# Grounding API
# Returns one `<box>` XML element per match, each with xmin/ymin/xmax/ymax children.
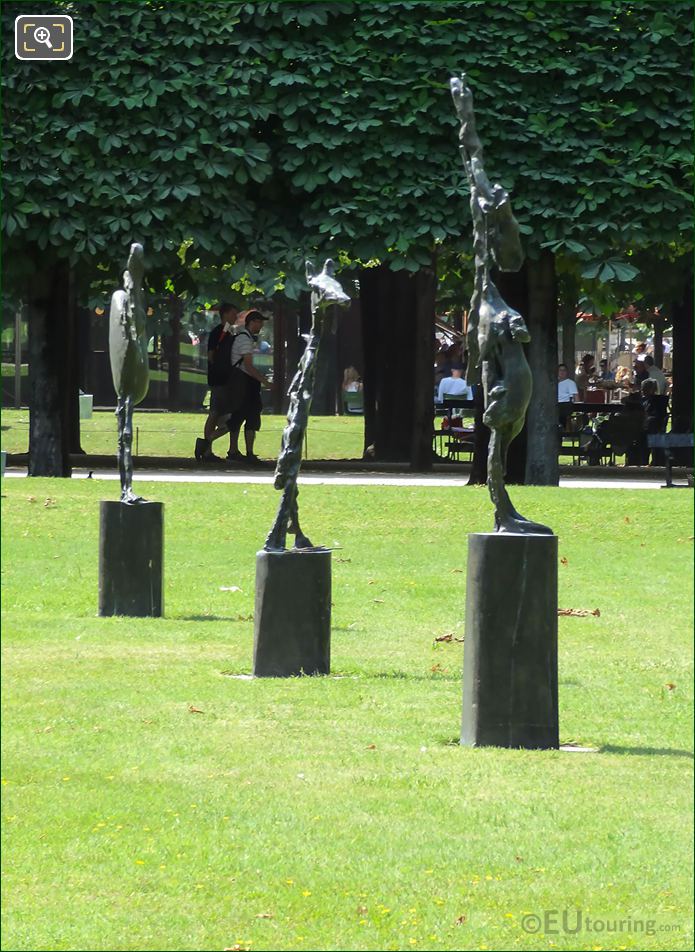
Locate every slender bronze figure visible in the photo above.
<box><xmin>451</xmin><ymin>74</ymin><xmax>551</xmax><ymax>534</ymax></box>
<box><xmin>265</xmin><ymin>259</ymin><xmax>350</xmax><ymax>551</ymax></box>
<box><xmin>109</xmin><ymin>242</ymin><xmax>149</xmax><ymax>504</ymax></box>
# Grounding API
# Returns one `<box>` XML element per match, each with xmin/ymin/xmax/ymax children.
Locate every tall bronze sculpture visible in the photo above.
<box><xmin>100</xmin><ymin>241</ymin><xmax>163</xmax><ymax>617</ymax></box>
<box><xmin>264</xmin><ymin>259</ymin><xmax>350</xmax><ymax>551</ymax></box>
<box><xmin>450</xmin><ymin>74</ymin><xmax>551</xmax><ymax>535</ymax></box>
<box><xmin>109</xmin><ymin>242</ymin><xmax>149</xmax><ymax>504</ymax></box>
<box><xmin>451</xmin><ymin>74</ymin><xmax>558</xmax><ymax>749</ymax></box>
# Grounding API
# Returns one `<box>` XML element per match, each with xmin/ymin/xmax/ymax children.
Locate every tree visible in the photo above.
<box><xmin>3</xmin><ymin>1</ymin><xmax>692</xmax><ymax>473</ymax></box>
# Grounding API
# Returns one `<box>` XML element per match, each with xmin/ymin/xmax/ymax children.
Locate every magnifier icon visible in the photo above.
<box><xmin>34</xmin><ymin>26</ymin><xmax>53</xmax><ymax>49</ymax></box>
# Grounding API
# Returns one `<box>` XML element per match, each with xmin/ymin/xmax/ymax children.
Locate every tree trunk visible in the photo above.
<box><xmin>411</xmin><ymin>260</ymin><xmax>436</xmax><ymax>471</ymax></box>
<box><xmin>495</xmin><ymin>266</ymin><xmax>528</xmax><ymax>484</ymax></box>
<box><xmin>467</xmin><ymin>383</ymin><xmax>489</xmax><ymax>485</ymax></box>
<box><xmin>272</xmin><ymin>298</ymin><xmax>286</xmax><ymax>415</ymax></box>
<box><xmin>525</xmin><ymin>250</ymin><xmax>559</xmax><ymax>486</ymax></box>
<box><xmin>67</xmin><ymin>269</ymin><xmax>85</xmax><ymax>454</ymax></box>
<box><xmin>652</xmin><ymin>313</ymin><xmax>664</xmax><ymax>368</ymax></box>
<box><xmin>28</xmin><ymin>254</ymin><xmax>72</xmax><ymax>477</ymax></box>
<box><xmin>561</xmin><ymin>305</ymin><xmax>576</xmax><ymax>377</ymax></box>
<box><xmin>360</xmin><ymin>263</ymin><xmax>434</xmax><ymax>465</ymax></box>
<box><xmin>166</xmin><ymin>295</ymin><xmax>182</xmax><ymax>407</ymax></box>
<box><xmin>670</xmin><ymin>273</ymin><xmax>693</xmax><ymax>436</ymax></box>
<box><xmin>312</xmin><ymin>311</ymin><xmax>338</xmax><ymax>415</ymax></box>
<box><xmin>284</xmin><ymin>303</ymin><xmax>303</xmax><ymax>416</ymax></box>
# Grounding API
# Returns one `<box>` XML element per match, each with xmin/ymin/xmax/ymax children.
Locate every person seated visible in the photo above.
<box><xmin>574</xmin><ymin>354</ymin><xmax>596</xmax><ymax>396</ymax></box>
<box><xmin>633</xmin><ymin>357</ymin><xmax>650</xmax><ymax>390</ymax></box>
<box><xmin>644</xmin><ymin>355</ymin><xmax>667</xmax><ymax>394</ymax></box>
<box><xmin>598</xmin><ymin>359</ymin><xmax>614</xmax><ymax>381</ymax></box>
<box><xmin>342</xmin><ymin>366</ymin><xmax>363</xmax><ymax>393</ymax></box>
<box><xmin>558</xmin><ymin>363</ymin><xmax>579</xmax><ymax>402</ymax></box>
<box><xmin>437</xmin><ymin>366</ymin><xmax>472</xmax><ymax>403</ymax></box>
<box><xmin>641</xmin><ymin>377</ymin><xmax>669</xmax><ymax>465</ymax></box>
<box><xmin>557</xmin><ymin>363</ymin><xmax>579</xmax><ymax>429</ymax></box>
<box><xmin>614</xmin><ymin>365</ymin><xmax>633</xmax><ymax>391</ymax></box>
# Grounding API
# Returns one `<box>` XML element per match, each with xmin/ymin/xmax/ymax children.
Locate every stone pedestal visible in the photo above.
<box><xmin>254</xmin><ymin>549</ymin><xmax>331</xmax><ymax>677</ymax></box>
<box><xmin>99</xmin><ymin>501</ymin><xmax>163</xmax><ymax>617</ymax></box>
<box><xmin>461</xmin><ymin>533</ymin><xmax>558</xmax><ymax>749</ymax></box>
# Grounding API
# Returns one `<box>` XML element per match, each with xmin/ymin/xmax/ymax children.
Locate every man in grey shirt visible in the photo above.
<box><xmin>644</xmin><ymin>355</ymin><xmax>667</xmax><ymax>395</ymax></box>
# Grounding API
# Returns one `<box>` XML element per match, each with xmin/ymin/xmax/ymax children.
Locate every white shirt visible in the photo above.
<box><xmin>230</xmin><ymin>329</ymin><xmax>256</xmax><ymax>377</ymax></box>
<box><xmin>648</xmin><ymin>365</ymin><xmax>667</xmax><ymax>395</ymax></box>
<box><xmin>438</xmin><ymin>376</ymin><xmax>472</xmax><ymax>402</ymax></box>
<box><xmin>558</xmin><ymin>378</ymin><xmax>579</xmax><ymax>402</ymax></box>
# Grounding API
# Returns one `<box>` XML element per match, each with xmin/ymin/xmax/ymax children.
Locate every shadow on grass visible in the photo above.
<box><xmin>177</xmin><ymin>614</ymin><xmax>251</xmax><ymax>623</ymax></box>
<box><xmin>601</xmin><ymin>744</ymin><xmax>694</xmax><ymax>759</ymax></box>
<box><xmin>367</xmin><ymin>670</ymin><xmax>461</xmax><ymax>683</ymax></box>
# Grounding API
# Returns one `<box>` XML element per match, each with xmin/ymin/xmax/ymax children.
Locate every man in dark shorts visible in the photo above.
<box><xmin>226</xmin><ymin>310</ymin><xmax>269</xmax><ymax>464</ymax></box>
<box><xmin>195</xmin><ymin>302</ymin><xmax>239</xmax><ymax>461</ymax></box>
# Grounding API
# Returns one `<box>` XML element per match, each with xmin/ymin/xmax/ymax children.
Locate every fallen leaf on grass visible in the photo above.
<box><xmin>560</xmin><ymin>557</ymin><xmax>568</xmax><ymax>566</ymax></box>
<box><xmin>27</xmin><ymin>496</ymin><xmax>36</xmax><ymax>503</ymax></box>
<box><xmin>450</xmin><ymin>568</ymin><xmax>463</xmax><ymax>574</ymax></box>
<box><xmin>624</xmin><ymin>516</ymin><xmax>631</xmax><ymax>523</ymax></box>
<box><xmin>365</xmin><ymin>744</ymin><xmax>376</xmax><ymax>750</ymax></box>
<box><xmin>373</xmin><ymin>598</ymin><xmax>384</xmax><ymax>604</ymax></box>
<box><xmin>335</xmin><ymin>557</ymin><xmax>352</xmax><ymax>563</ymax></box>
<box><xmin>431</xmin><ymin>663</ymin><xmax>446</xmax><ymax>673</ymax></box>
<box><xmin>558</xmin><ymin>608</ymin><xmax>601</xmax><ymax>617</ymax></box>
<box><xmin>220</xmin><ymin>586</ymin><xmax>242</xmax><ymax>592</ymax></box>
<box><xmin>44</xmin><ymin>498</ymin><xmax>56</xmax><ymax>508</ymax></box>
<box><xmin>455</xmin><ymin>915</ymin><xmax>467</xmax><ymax>925</ymax></box>
<box><xmin>188</xmin><ymin>705</ymin><xmax>205</xmax><ymax>714</ymax></box>
<box><xmin>255</xmin><ymin>912</ymin><xmax>273</xmax><ymax>919</ymax></box>
<box><xmin>357</xmin><ymin>905</ymin><xmax>368</xmax><ymax>914</ymax></box>
<box><xmin>434</xmin><ymin>633</ymin><xmax>464</xmax><ymax>643</ymax></box>
<box><xmin>664</xmin><ymin>682</ymin><xmax>676</xmax><ymax>691</ymax></box>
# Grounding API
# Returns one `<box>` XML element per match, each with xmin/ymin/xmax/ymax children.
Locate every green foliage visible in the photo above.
<box><xmin>2</xmin><ymin>1</ymin><xmax>692</xmax><ymax>296</ymax></box>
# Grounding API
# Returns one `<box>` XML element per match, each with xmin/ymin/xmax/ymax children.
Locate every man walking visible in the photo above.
<box><xmin>226</xmin><ymin>309</ymin><xmax>269</xmax><ymax>464</ymax></box>
<box><xmin>195</xmin><ymin>302</ymin><xmax>239</xmax><ymax>461</ymax></box>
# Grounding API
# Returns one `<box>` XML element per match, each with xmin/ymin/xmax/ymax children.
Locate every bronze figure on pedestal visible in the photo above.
<box><xmin>264</xmin><ymin>259</ymin><xmax>350</xmax><ymax>551</ymax></box>
<box><xmin>451</xmin><ymin>74</ymin><xmax>551</xmax><ymax>535</ymax></box>
<box><xmin>108</xmin><ymin>242</ymin><xmax>149</xmax><ymax>504</ymax></box>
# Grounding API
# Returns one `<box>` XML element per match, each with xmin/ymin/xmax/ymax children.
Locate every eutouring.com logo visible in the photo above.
<box><xmin>15</xmin><ymin>15</ymin><xmax>73</xmax><ymax>60</ymax></box>
<box><xmin>520</xmin><ymin>909</ymin><xmax>681</xmax><ymax>937</ymax></box>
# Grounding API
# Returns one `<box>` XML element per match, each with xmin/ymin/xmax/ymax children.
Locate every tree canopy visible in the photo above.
<box><xmin>3</xmin><ymin>0</ymin><xmax>692</xmax><ymax>297</ymax></box>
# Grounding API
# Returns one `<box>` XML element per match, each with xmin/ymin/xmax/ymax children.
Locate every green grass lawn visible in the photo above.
<box><xmin>1</xmin><ymin>479</ymin><xmax>693</xmax><ymax>951</ymax></box>
<box><xmin>1</xmin><ymin>408</ymin><xmax>365</xmax><ymax>462</ymax></box>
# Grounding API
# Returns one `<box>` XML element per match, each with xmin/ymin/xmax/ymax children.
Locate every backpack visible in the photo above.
<box><xmin>208</xmin><ymin>325</ymin><xmax>245</xmax><ymax>387</ymax></box>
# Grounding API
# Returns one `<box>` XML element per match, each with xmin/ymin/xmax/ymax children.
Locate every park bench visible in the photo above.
<box><xmin>647</xmin><ymin>432</ymin><xmax>694</xmax><ymax>488</ymax></box>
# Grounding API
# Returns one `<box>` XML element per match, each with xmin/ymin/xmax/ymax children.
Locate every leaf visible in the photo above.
<box><xmin>557</xmin><ymin>608</ymin><xmax>601</xmax><ymax>617</ymax></box>
<box><xmin>188</xmin><ymin>705</ymin><xmax>205</xmax><ymax>714</ymax></box>
<box><xmin>610</xmin><ymin>261</ymin><xmax>640</xmax><ymax>282</ymax></box>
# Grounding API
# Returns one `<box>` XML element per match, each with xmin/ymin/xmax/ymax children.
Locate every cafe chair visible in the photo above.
<box><xmin>342</xmin><ymin>390</ymin><xmax>364</xmax><ymax>415</ymax></box>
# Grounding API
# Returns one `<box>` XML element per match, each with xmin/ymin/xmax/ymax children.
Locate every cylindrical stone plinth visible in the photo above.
<box><xmin>99</xmin><ymin>501</ymin><xmax>163</xmax><ymax>617</ymax></box>
<box><xmin>254</xmin><ymin>549</ymin><xmax>331</xmax><ymax>677</ymax></box>
<box><xmin>461</xmin><ymin>533</ymin><xmax>558</xmax><ymax>749</ymax></box>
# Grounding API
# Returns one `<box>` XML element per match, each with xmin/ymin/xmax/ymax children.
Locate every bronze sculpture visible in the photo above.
<box><xmin>264</xmin><ymin>259</ymin><xmax>350</xmax><ymax>551</ymax></box>
<box><xmin>109</xmin><ymin>242</ymin><xmax>149</xmax><ymax>504</ymax></box>
<box><xmin>451</xmin><ymin>74</ymin><xmax>551</xmax><ymax>535</ymax></box>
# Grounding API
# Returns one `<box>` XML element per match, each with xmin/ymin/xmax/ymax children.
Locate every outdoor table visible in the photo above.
<box><xmin>433</xmin><ymin>425</ymin><xmax>475</xmax><ymax>461</ymax></box>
